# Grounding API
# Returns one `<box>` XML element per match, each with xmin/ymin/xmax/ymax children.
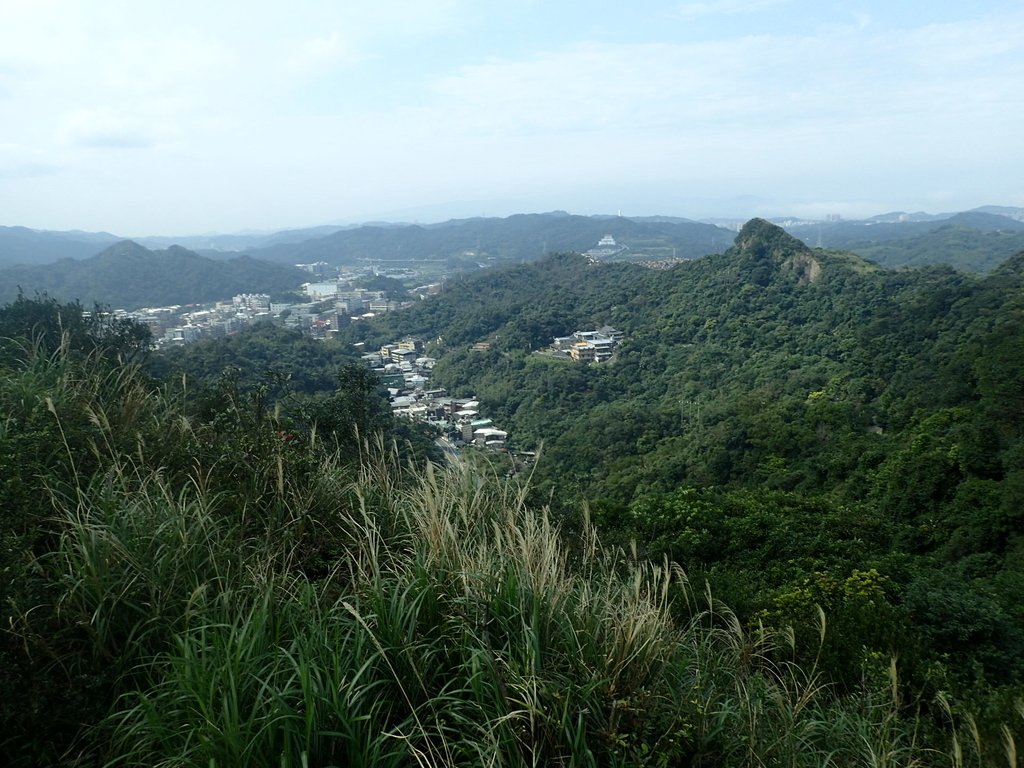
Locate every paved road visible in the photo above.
<box><xmin>435</xmin><ymin>437</ymin><xmax>462</xmax><ymax>466</ymax></box>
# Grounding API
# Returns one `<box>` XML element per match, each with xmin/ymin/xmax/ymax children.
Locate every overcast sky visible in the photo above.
<box><xmin>1</xmin><ymin>0</ymin><xmax>1022</xmax><ymax>235</ymax></box>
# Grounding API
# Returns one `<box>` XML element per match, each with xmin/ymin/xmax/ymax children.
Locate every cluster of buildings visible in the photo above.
<box><xmin>631</xmin><ymin>257</ymin><xmax>686</xmax><ymax>270</ymax></box>
<box><xmin>125</xmin><ymin>294</ymin><xmax>275</xmax><ymax>348</ymax></box>
<box><xmin>585</xmin><ymin>235</ymin><xmax>628</xmax><ymax>261</ymax></box>
<box><xmin>304</xmin><ymin>283</ymin><xmax>402</xmax><ymax>313</ymax></box>
<box><xmin>128</xmin><ymin>293</ymin><xmax>347</xmax><ymax>348</ymax></box>
<box><xmin>119</xmin><ymin>260</ymin><xmax>449</xmax><ymax>348</ymax></box>
<box><xmin>547</xmin><ymin>326</ymin><xmax>625</xmax><ymax>363</ymax></box>
<box><xmin>358</xmin><ymin>338</ymin><xmax>511</xmax><ymax>450</ymax></box>
<box><xmin>127</xmin><ymin>276</ymin><xmax>434</xmax><ymax>348</ymax></box>
<box><xmin>582</xmin><ymin>232</ymin><xmax>701</xmax><ymax>267</ymax></box>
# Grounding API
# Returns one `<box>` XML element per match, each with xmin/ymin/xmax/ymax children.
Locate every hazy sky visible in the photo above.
<box><xmin>1</xmin><ymin>0</ymin><xmax>1022</xmax><ymax>235</ymax></box>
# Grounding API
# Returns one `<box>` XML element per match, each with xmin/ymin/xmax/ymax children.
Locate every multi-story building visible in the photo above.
<box><xmin>551</xmin><ymin>328</ymin><xmax>624</xmax><ymax>363</ymax></box>
<box><xmin>233</xmin><ymin>293</ymin><xmax>271</xmax><ymax>311</ymax></box>
<box><xmin>163</xmin><ymin>325</ymin><xmax>204</xmax><ymax>345</ymax></box>
<box><xmin>568</xmin><ymin>342</ymin><xmax>597</xmax><ymax>362</ymax></box>
<box><xmin>304</xmin><ymin>282</ymin><xmax>340</xmax><ymax>300</ymax></box>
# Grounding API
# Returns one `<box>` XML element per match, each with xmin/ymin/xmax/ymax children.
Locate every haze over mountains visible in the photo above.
<box><xmin>2</xmin><ymin>205</ymin><xmax>1024</xmax><ymax>309</ymax></box>
<box><xmin>0</xmin><ymin>226</ymin><xmax>122</xmax><ymax>266</ymax></box>
<box><xmin>242</xmin><ymin>212</ymin><xmax>737</xmax><ymax>267</ymax></box>
<box><xmin>781</xmin><ymin>209</ymin><xmax>1024</xmax><ymax>272</ymax></box>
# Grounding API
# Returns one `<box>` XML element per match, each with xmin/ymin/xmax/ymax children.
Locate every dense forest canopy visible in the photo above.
<box><xmin>3</xmin><ymin>219</ymin><xmax>1024</xmax><ymax>764</ymax></box>
<box><xmin>339</xmin><ymin>219</ymin><xmax>1024</xmax><ymax>701</ymax></box>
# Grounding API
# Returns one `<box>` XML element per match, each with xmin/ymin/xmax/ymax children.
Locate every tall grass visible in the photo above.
<box><xmin>5</xmin><ymin>340</ymin><xmax>1015</xmax><ymax>765</ymax></box>
<box><xmin>0</xmin><ymin>328</ymin><xmax>185</xmax><ymax>766</ymax></box>
<box><xmin>43</xmin><ymin>435</ymin><xmax>989</xmax><ymax>767</ymax></box>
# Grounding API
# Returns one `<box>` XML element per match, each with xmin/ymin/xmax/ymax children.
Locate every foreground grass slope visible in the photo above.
<box><xmin>56</xmin><ymin>448</ymin><xmax>948</xmax><ymax>767</ymax></box>
<box><xmin>2</xmin><ymin>297</ymin><xmax>1022</xmax><ymax>766</ymax></box>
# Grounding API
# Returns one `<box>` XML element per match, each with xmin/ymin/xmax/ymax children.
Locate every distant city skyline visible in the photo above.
<box><xmin>1</xmin><ymin>1</ymin><xmax>1022</xmax><ymax>236</ymax></box>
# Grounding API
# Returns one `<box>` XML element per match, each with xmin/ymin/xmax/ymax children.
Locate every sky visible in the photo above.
<box><xmin>1</xmin><ymin>0</ymin><xmax>1022</xmax><ymax>236</ymax></box>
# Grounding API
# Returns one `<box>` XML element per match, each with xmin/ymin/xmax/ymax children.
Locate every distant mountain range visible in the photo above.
<box><xmin>134</xmin><ymin>224</ymin><xmax>368</xmax><ymax>256</ymax></box>
<box><xmin>244</xmin><ymin>211</ymin><xmax>732</xmax><ymax>266</ymax></box>
<box><xmin>0</xmin><ymin>241</ymin><xmax>309</xmax><ymax>309</ymax></box>
<box><xmin>2</xmin><ymin>206</ymin><xmax>1024</xmax><ymax>276</ymax></box>
<box><xmin>779</xmin><ymin>210</ymin><xmax>1024</xmax><ymax>248</ymax></box>
<box><xmin>778</xmin><ymin>209</ymin><xmax>1024</xmax><ymax>271</ymax></box>
<box><xmin>0</xmin><ymin>225</ymin><xmax>121</xmax><ymax>267</ymax></box>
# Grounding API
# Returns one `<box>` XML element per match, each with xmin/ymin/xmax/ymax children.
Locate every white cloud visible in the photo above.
<box><xmin>426</xmin><ymin>9</ymin><xmax>1024</xmax><ymax>143</ymax></box>
<box><xmin>284</xmin><ymin>32</ymin><xmax>363</xmax><ymax>76</ymax></box>
<box><xmin>59</xmin><ymin>107</ymin><xmax>161</xmax><ymax>149</ymax></box>
<box><xmin>677</xmin><ymin>0</ymin><xmax>791</xmax><ymax>18</ymax></box>
<box><xmin>1</xmin><ymin>1</ymin><xmax>1022</xmax><ymax>231</ymax></box>
<box><xmin>905</xmin><ymin>11</ymin><xmax>1024</xmax><ymax>70</ymax></box>
<box><xmin>430</xmin><ymin>40</ymin><xmax>751</xmax><ymax>135</ymax></box>
<box><xmin>0</xmin><ymin>162</ymin><xmax>59</xmax><ymax>180</ymax></box>
<box><xmin>0</xmin><ymin>141</ymin><xmax>59</xmax><ymax>179</ymax></box>
<box><xmin>384</xmin><ymin>7</ymin><xmax>1024</xmax><ymax>222</ymax></box>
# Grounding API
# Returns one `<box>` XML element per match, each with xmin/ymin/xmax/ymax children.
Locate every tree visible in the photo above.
<box><xmin>0</xmin><ymin>293</ymin><xmax>151</xmax><ymax>363</ymax></box>
<box><xmin>302</xmin><ymin>363</ymin><xmax>394</xmax><ymax>450</ymax></box>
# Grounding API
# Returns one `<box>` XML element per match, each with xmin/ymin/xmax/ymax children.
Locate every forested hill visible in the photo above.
<box><xmin>376</xmin><ymin>217</ymin><xmax>1015</xmax><ymax>513</ymax></box>
<box><xmin>6</xmin><ymin>293</ymin><xmax>1020</xmax><ymax>765</ymax></box>
<box><xmin>4</xmin><ymin>222</ymin><xmax>1024</xmax><ymax>762</ymax></box>
<box><xmin>0</xmin><ymin>240</ymin><xmax>308</xmax><ymax>308</ymax></box>
<box><xmin>844</xmin><ymin>223</ymin><xmax>1024</xmax><ymax>271</ymax></box>
<box><xmin>783</xmin><ymin>210</ymin><xmax>1024</xmax><ymax>271</ymax></box>
<box><xmin>246</xmin><ymin>211</ymin><xmax>733</xmax><ymax>265</ymax></box>
<box><xmin>341</xmin><ymin>219</ymin><xmax>1024</xmax><ymax>706</ymax></box>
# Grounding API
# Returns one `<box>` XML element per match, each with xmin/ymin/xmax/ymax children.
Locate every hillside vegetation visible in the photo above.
<box><xmin>0</xmin><ymin>241</ymin><xmax>309</xmax><ymax>308</ymax></box>
<box><xmin>4</xmin><ymin>215</ymin><xmax>1024</xmax><ymax>763</ymax></box>
<box><xmin>247</xmin><ymin>211</ymin><xmax>732</xmax><ymax>266</ymax></box>
<box><xmin>784</xmin><ymin>211</ymin><xmax>1024</xmax><ymax>271</ymax></box>
<box><xmin>850</xmin><ymin>225</ymin><xmax>1024</xmax><ymax>271</ymax></box>
<box><xmin>339</xmin><ymin>219</ymin><xmax>1024</xmax><ymax>723</ymax></box>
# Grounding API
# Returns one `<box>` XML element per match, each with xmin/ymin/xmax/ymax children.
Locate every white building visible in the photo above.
<box><xmin>304</xmin><ymin>282</ymin><xmax>341</xmax><ymax>300</ymax></box>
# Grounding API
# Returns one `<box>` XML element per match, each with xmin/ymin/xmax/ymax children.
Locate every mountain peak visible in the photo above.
<box><xmin>732</xmin><ymin>219</ymin><xmax>820</xmax><ymax>285</ymax></box>
<box><xmin>98</xmin><ymin>240</ymin><xmax>151</xmax><ymax>259</ymax></box>
<box><xmin>736</xmin><ymin>218</ymin><xmax>812</xmax><ymax>257</ymax></box>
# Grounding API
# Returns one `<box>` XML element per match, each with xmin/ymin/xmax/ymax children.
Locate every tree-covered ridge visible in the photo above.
<box><xmin>0</xmin><ymin>240</ymin><xmax>309</xmax><ymax>308</ymax></box>
<box><xmin>2</xmin><ymin>295</ymin><xmax>1020</xmax><ymax>766</ymax></box>
<box><xmin>784</xmin><ymin>210</ymin><xmax>1024</xmax><ymax>271</ymax></box>
<box><xmin>248</xmin><ymin>211</ymin><xmax>733</xmax><ymax>265</ymax></box>
<box><xmin>337</xmin><ymin>219</ymin><xmax>1024</xmax><ymax>715</ymax></box>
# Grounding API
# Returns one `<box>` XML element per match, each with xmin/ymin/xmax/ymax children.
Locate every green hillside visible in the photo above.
<box><xmin>784</xmin><ymin>211</ymin><xmax>1024</xmax><ymax>271</ymax></box>
<box><xmin>339</xmin><ymin>220</ymin><xmax>1024</xmax><ymax>715</ymax></box>
<box><xmin>4</xmin><ymin>219</ymin><xmax>1024</xmax><ymax>764</ymax></box>
<box><xmin>852</xmin><ymin>224</ymin><xmax>1024</xmax><ymax>271</ymax></box>
<box><xmin>0</xmin><ymin>240</ymin><xmax>309</xmax><ymax>308</ymax></box>
<box><xmin>248</xmin><ymin>211</ymin><xmax>733</xmax><ymax>266</ymax></box>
